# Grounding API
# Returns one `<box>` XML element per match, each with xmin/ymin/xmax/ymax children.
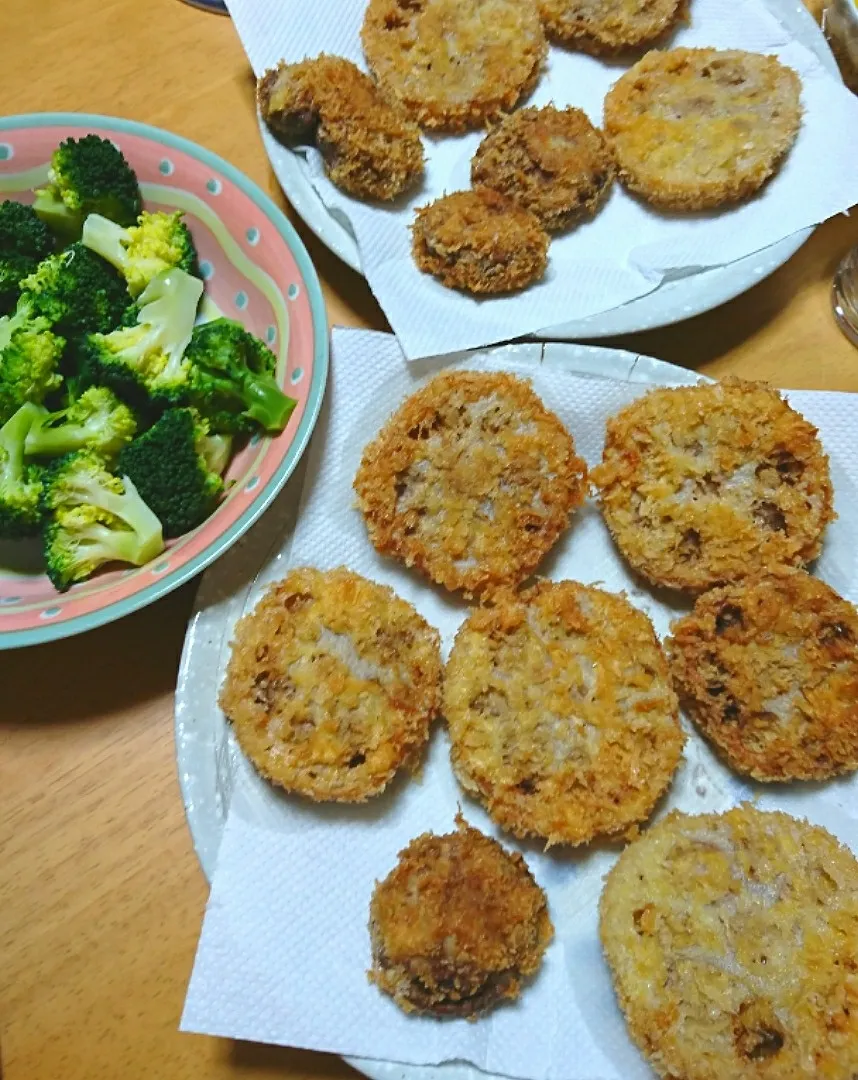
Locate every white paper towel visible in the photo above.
<box><xmin>225</xmin><ymin>0</ymin><xmax>858</xmax><ymax>359</ymax></box>
<box><xmin>182</xmin><ymin>329</ymin><xmax>858</xmax><ymax>1080</ymax></box>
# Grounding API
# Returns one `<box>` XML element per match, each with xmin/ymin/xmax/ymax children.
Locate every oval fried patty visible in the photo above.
<box><xmin>603</xmin><ymin>48</ymin><xmax>802</xmax><ymax>210</ymax></box>
<box><xmin>667</xmin><ymin>569</ymin><xmax>858</xmax><ymax>782</ymax></box>
<box><xmin>257</xmin><ymin>54</ymin><xmax>424</xmax><ymax>201</ymax></box>
<box><xmin>361</xmin><ymin>0</ymin><xmax>547</xmax><ymax>131</ymax></box>
<box><xmin>445</xmin><ymin>580</ymin><xmax>684</xmax><ymax>846</ymax></box>
<box><xmin>411</xmin><ymin>188</ymin><xmax>549</xmax><ymax>294</ymax></box>
<box><xmin>471</xmin><ymin>106</ymin><xmax>615</xmax><ymax>231</ymax></box>
<box><xmin>219</xmin><ymin>567</ymin><xmax>442</xmax><ymax>802</ymax></box>
<box><xmin>354</xmin><ymin>371</ymin><xmax>588</xmax><ymax>597</ymax></box>
<box><xmin>590</xmin><ymin>379</ymin><xmax>834</xmax><ymax>593</ymax></box>
<box><xmin>369</xmin><ymin>817</ymin><xmax>553</xmax><ymax>1017</ymax></box>
<box><xmin>600</xmin><ymin>805</ymin><xmax>858</xmax><ymax>1080</ymax></box>
<box><xmin>538</xmin><ymin>0</ymin><xmax>684</xmax><ymax>54</ymax></box>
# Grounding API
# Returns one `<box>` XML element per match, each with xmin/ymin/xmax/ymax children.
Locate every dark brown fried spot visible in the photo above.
<box><xmin>820</xmin><ymin>622</ymin><xmax>853</xmax><ymax>645</ymax></box>
<box><xmin>715</xmin><ymin>603</ymin><xmax>744</xmax><ymax>634</ymax></box>
<box><xmin>734</xmin><ymin>1000</ymin><xmax>786</xmax><ymax>1060</ymax></box>
<box><xmin>754</xmin><ymin>501</ymin><xmax>788</xmax><ymax>532</ymax></box>
<box><xmin>678</xmin><ymin>528</ymin><xmax>702</xmax><ymax>560</ymax></box>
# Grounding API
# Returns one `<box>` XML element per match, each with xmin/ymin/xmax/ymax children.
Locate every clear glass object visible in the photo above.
<box><xmin>833</xmin><ymin>246</ymin><xmax>858</xmax><ymax>347</ymax></box>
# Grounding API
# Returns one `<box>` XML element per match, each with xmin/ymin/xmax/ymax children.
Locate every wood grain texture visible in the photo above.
<box><xmin>0</xmin><ymin>0</ymin><xmax>856</xmax><ymax>1078</ymax></box>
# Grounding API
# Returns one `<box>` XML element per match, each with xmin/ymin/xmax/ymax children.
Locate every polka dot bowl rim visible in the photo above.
<box><xmin>0</xmin><ymin>112</ymin><xmax>328</xmax><ymax>649</ymax></box>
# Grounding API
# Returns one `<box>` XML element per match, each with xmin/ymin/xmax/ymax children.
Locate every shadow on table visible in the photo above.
<box><xmin>229</xmin><ymin>1041</ymin><xmax>363</xmax><ymax>1078</ymax></box>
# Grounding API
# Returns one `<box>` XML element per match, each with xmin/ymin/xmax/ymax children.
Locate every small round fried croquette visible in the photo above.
<box><xmin>218</xmin><ymin>567</ymin><xmax>442</xmax><ymax>802</ymax></box>
<box><xmin>538</xmin><ymin>0</ymin><xmax>685</xmax><ymax>54</ymax></box>
<box><xmin>353</xmin><ymin>371</ymin><xmax>588</xmax><ymax>598</ymax></box>
<box><xmin>471</xmin><ymin>106</ymin><xmax>615</xmax><ymax>231</ymax></box>
<box><xmin>603</xmin><ymin>48</ymin><xmax>802</xmax><ymax>210</ymax></box>
<box><xmin>368</xmin><ymin>818</ymin><xmax>553</xmax><ymax>1017</ymax></box>
<box><xmin>589</xmin><ymin>378</ymin><xmax>834</xmax><ymax>593</ymax></box>
<box><xmin>600</xmin><ymin>805</ymin><xmax>858</xmax><ymax>1080</ymax></box>
<box><xmin>667</xmin><ymin>569</ymin><xmax>858</xmax><ymax>782</ymax></box>
<box><xmin>444</xmin><ymin>580</ymin><xmax>684</xmax><ymax>846</ymax></box>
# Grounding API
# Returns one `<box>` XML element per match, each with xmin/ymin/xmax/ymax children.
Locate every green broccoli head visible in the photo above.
<box><xmin>33</xmin><ymin>134</ymin><xmax>142</xmax><ymax>241</ymax></box>
<box><xmin>19</xmin><ymin>243</ymin><xmax>128</xmax><ymax>339</ymax></box>
<box><xmin>0</xmin><ymin>402</ymin><xmax>46</xmax><ymax>537</ymax></box>
<box><xmin>82</xmin><ymin>210</ymin><xmax>199</xmax><ymax>298</ymax></box>
<box><xmin>118</xmin><ymin>408</ymin><xmax>229</xmax><ymax>537</ymax></box>
<box><xmin>0</xmin><ymin>200</ymin><xmax>55</xmax><ymax>314</ymax></box>
<box><xmin>0</xmin><ymin>306</ymin><xmax>65</xmax><ymax>423</ymax></box>
<box><xmin>184</xmin><ymin>318</ymin><xmax>296</xmax><ymax>435</ymax></box>
<box><xmin>41</xmin><ymin>448</ymin><xmax>164</xmax><ymax>591</ymax></box>
<box><xmin>25</xmin><ymin>385</ymin><xmax>138</xmax><ymax>462</ymax></box>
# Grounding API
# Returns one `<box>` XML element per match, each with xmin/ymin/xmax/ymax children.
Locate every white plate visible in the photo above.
<box><xmin>175</xmin><ymin>342</ymin><xmax>705</xmax><ymax>1080</ymax></box>
<box><xmin>258</xmin><ymin>0</ymin><xmax>838</xmax><ymax>341</ymax></box>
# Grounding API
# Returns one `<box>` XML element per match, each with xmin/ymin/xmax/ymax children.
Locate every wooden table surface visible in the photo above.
<box><xmin>1</xmin><ymin>1</ymin><xmax>857</xmax><ymax>1077</ymax></box>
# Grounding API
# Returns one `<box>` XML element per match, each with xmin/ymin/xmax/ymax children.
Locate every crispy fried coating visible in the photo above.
<box><xmin>603</xmin><ymin>48</ymin><xmax>802</xmax><ymax>210</ymax></box>
<box><xmin>590</xmin><ymin>379</ymin><xmax>834</xmax><ymax>594</ymax></box>
<box><xmin>361</xmin><ymin>0</ymin><xmax>547</xmax><ymax>131</ymax></box>
<box><xmin>354</xmin><ymin>371</ymin><xmax>587</xmax><ymax>598</ymax></box>
<box><xmin>257</xmin><ymin>54</ymin><xmax>424</xmax><ymax>201</ymax></box>
<box><xmin>667</xmin><ymin>569</ymin><xmax>858</xmax><ymax>782</ymax></box>
<box><xmin>445</xmin><ymin>580</ymin><xmax>684</xmax><ymax>846</ymax></box>
<box><xmin>368</xmin><ymin>817</ymin><xmax>553</xmax><ymax>1017</ymax></box>
<box><xmin>218</xmin><ymin>567</ymin><xmax>442</xmax><ymax>802</ymax></box>
<box><xmin>600</xmin><ymin>805</ymin><xmax>858</xmax><ymax>1080</ymax></box>
<box><xmin>471</xmin><ymin>107</ymin><xmax>615</xmax><ymax>231</ymax></box>
<box><xmin>538</xmin><ymin>0</ymin><xmax>685</xmax><ymax>54</ymax></box>
<box><xmin>411</xmin><ymin>189</ymin><xmax>549</xmax><ymax>294</ymax></box>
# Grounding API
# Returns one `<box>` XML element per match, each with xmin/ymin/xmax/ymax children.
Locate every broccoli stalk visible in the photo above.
<box><xmin>0</xmin><ymin>200</ymin><xmax>55</xmax><ymax>314</ymax></box>
<box><xmin>19</xmin><ymin>243</ymin><xmax>128</xmax><ymax>339</ymax></box>
<box><xmin>25</xmin><ymin>386</ymin><xmax>138</xmax><ymax>461</ymax></box>
<box><xmin>0</xmin><ymin>305</ymin><xmax>65</xmax><ymax>423</ymax></box>
<box><xmin>41</xmin><ymin>449</ymin><xmax>164</xmax><ymax>591</ymax></box>
<box><xmin>82</xmin><ymin>210</ymin><xmax>199</xmax><ymax>298</ymax></box>
<box><xmin>0</xmin><ymin>402</ymin><xmax>46</xmax><ymax>537</ymax></box>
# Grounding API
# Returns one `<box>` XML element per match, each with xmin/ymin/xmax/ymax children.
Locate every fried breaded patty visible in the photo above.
<box><xmin>354</xmin><ymin>371</ymin><xmax>587</xmax><ymax>598</ymax></box>
<box><xmin>471</xmin><ymin>107</ymin><xmax>615</xmax><ymax>231</ymax></box>
<box><xmin>257</xmin><ymin>54</ymin><xmax>424</xmax><ymax>201</ymax></box>
<box><xmin>600</xmin><ymin>805</ymin><xmax>858</xmax><ymax>1080</ymax></box>
<box><xmin>445</xmin><ymin>580</ymin><xmax>684</xmax><ymax>846</ymax></box>
<box><xmin>538</xmin><ymin>0</ymin><xmax>684</xmax><ymax>54</ymax></box>
<box><xmin>368</xmin><ymin>817</ymin><xmax>553</xmax><ymax>1017</ymax></box>
<box><xmin>667</xmin><ymin>569</ymin><xmax>858</xmax><ymax>782</ymax></box>
<box><xmin>603</xmin><ymin>48</ymin><xmax>802</xmax><ymax>210</ymax></box>
<box><xmin>411</xmin><ymin>188</ymin><xmax>549</xmax><ymax>294</ymax></box>
<box><xmin>218</xmin><ymin>567</ymin><xmax>442</xmax><ymax>801</ymax></box>
<box><xmin>590</xmin><ymin>379</ymin><xmax>834</xmax><ymax>594</ymax></box>
<box><xmin>361</xmin><ymin>0</ymin><xmax>547</xmax><ymax>131</ymax></box>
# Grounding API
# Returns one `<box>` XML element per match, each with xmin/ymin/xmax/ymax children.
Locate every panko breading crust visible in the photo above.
<box><xmin>667</xmin><ymin>569</ymin><xmax>858</xmax><ymax>782</ymax></box>
<box><xmin>218</xmin><ymin>567</ymin><xmax>442</xmax><ymax>802</ymax></box>
<box><xmin>411</xmin><ymin>188</ymin><xmax>549</xmax><ymax>294</ymax></box>
<box><xmin>471</xmin><ymin>106</ymin><xmax>615</xmax><ymax>231</ymax></box>
<box><xmin>361</xmin><ymin>0</ymin><xmax>547</xmax><ymax>131</ymax></box>
<box><xmin>600</xmin><ymin>806</ymin><xmax>858</xmax><ymax>1080</ymax></box>
<box><xmin>444</xmin><ymin>580</ymin><xmax>684</xmax><ymax>846</ymax></box>
<box><xmin>603</xmin><ymin>48</ymin><xmax>802</xmax><ymax>211</ymax></box>
<box><xmin>257</xmin><ymin>54</ymin><xmax>424</xmax><ymax>201</ymax></box>
<box><xmin>368</xmin><ymin>817</ymin><xmax>553</xmax><ymax>1017</ymax></box>
<box><xmin>538</xmin><ymin>0</ymin><xmax>685</xmax><ymax>54</ymax></box>
<box><xmin>590</xmin><ymin>378</ymin><xmax>834</xmax><ymax>594</ymax></box>
<box><xmin>354</xmin><ymin>371</ymin><xmax>587</xmax><ymax>598</ymax></box>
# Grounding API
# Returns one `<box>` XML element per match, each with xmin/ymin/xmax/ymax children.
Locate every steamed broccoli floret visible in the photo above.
<box><xmin>0</xmin><ymin>305</ymin><xmax>65</xmax><ymax>423</ymax></box>
<box><xmin>25</xmin><ymin>386</ymin><xmax>138</xmax><ymax>461</ymax></box>
<box><xmin>0</xmin><ymin>402</ymin><xmax>45</xmax><ymax>537</ymax></box>
<box><xmin>0</xmin><ymin>201</ymin><xmax>55</xmax><ymax>314</ymax></box>
<box><xmin>19</xmin><ymin>243</ymin><xmax>127</xmax><ymax>339</ymax></box>
<box><xmin>82</xmin><ymin>210</ymin><xmax>199</xmax><ymax>298</ymax></box>
<box><xmin>80</xmin><ymin>268</ymin><xmax>203</xmax><ymax>408</ymax></box>
<box><xmin>41</xmin><ymin>449</ymin><xmax>164</xmax><ymax>591</ymax></box>
<box><xmin>118</xmin><ymin>408</ymin><xmax>229</xmax><ymax>537</ymax></box>
<box><xmin>184</xmin><ymin>318</ymin><xmax>296</xmax><ymax>434</ymax></box>
<box><xmin>33</xmin><ymin>135</ymin><xmax>142</xmax><ymax>241</ymax></box>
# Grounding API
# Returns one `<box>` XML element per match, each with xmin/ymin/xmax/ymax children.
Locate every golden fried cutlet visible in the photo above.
<box><xmin>218</xmin><ymin>567</ymin><xmax>442</xmax><ymax>802</ymax></box>
<box><xmin>368</xmin><ymin>817</ymin><xmax>553</xmax><ymax>1017</ymax></box>
<box><xmin>257</xmin><ymin>54</ymin><xmax>424</xmax><ymax>201</ymax></box>
<box><xmin>361</xmin><ymin>0</ymin><xmax>547</xmax><ymax>131</ymax></box>
<box><xmin>445</xmin><ymin>580</ymin><xmax>684</xmax><ymax>846</ymax></box>
<box><xmin>667</xmin><ymin>568</ymin><xmax>858</xmax><ymax>782</ymax></box>
<box><xmin>538</xmin><ymin>0</ymin><xmax>685</xmax><ymax>54</ymax></box>
<box><xmin>600</xmin><ymin>805</ymin><xmax>858</xmax><ymax>1080</ymax></box>
<box><xmin>471</xmin><ymin>106</ymin><xmax>615</xmax><ymax>231</ymax></box>
<box><xmin>590</xmin><ymin>378</ymin><xmax>834</xmax><ymax>594</ymax></box>
<box><xmin>603</xmin><ymin>48</ymin><xmax>802</xmax><ymax>210</ymax></box>
<box><xmin>354</xmin><ymin>371</ymin><xmax>587</xmax><ymax>598</ymax></box>
<box><xmin>411</xmin><ymin>188</ymin><xmax>549</xmax><ymax>294</ymax></box>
